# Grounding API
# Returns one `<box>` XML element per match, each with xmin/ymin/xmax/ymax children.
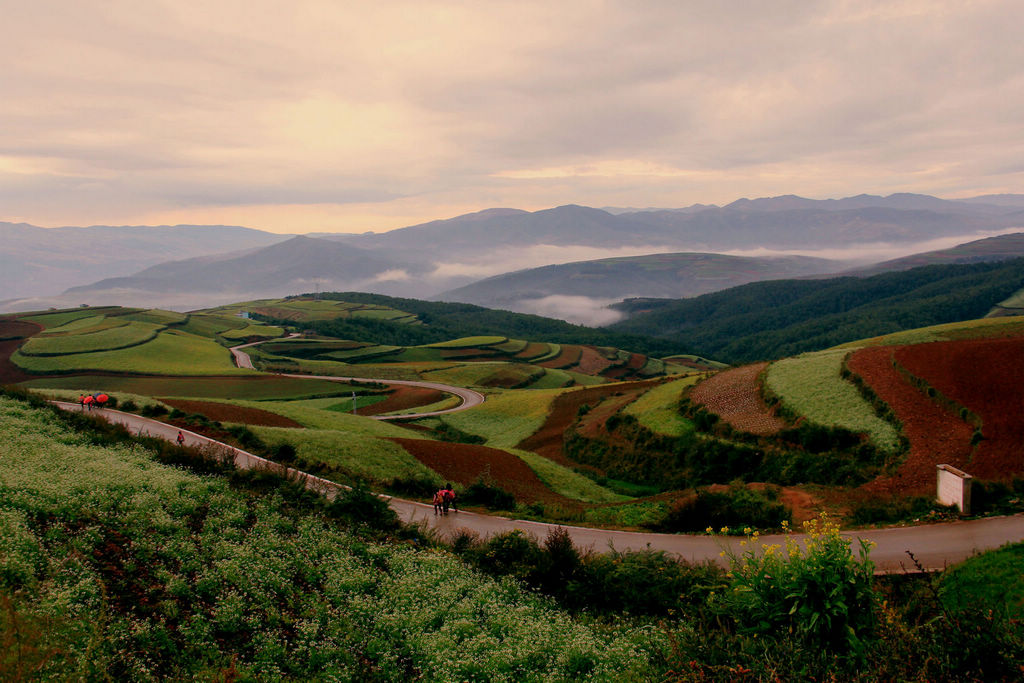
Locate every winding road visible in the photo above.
<box><xmin>230</xmin><ymin>340</ymin><xmax>485</xmax><ymax>419</ymax></box>
<box><xmin>54</xmin><ymin>402</ymin><xmax>1024</xmax><ymax>573</ymax></box>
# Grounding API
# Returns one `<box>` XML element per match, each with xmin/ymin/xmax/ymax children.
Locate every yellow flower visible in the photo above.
<box><xmin>706</xmin><ymin>526</ymin><xmax>714</xmax><ymax>534</ymax></box>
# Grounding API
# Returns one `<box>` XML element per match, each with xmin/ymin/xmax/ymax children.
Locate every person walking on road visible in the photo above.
<box><xmin>442</xmin><ymin>482</ymin><xmax>458</xmax><ymax>514</ymax></box>
<box><xmin>176</xmin><ymin>431</ymin><xmax>185</xmax><ymax>447</ymax></box>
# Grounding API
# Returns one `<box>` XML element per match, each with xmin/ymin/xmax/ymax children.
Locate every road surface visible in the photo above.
<box><xmin>54</xmin><ymin>402</ymin><xmax>1024</xmax><ymax>573</ymax></box>
<box><xmin>230</xmin><ymin>341</ymin><xmax>485</xmax><ymax>419</ymax></box>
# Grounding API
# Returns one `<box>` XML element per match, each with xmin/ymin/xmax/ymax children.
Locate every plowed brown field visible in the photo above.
<box><xmin>0</xmin><ymin>320</ymin><xmax>41</xmax><ymax>384</ymax></box>
<box><xmin>894</xmin><ymin>338</ymin><xmax>1024</xmax><ymax>480</ymax></box>
<box><xmin>160</xmin><ymin>398</ymin><xmax>304</xmax><ymax>427</ymax></box>
<box><xmin>689</xmin><ymin>363</ymin><xmax>787</xmax><ymax>435</ymax></box>
<box><xmin>539</xmin><ymin>345</ymin><xmax>582</xmax><ymax>369</ymax></box>
<box><xmin>359</xmin><ymin>386</ymin><xmax>445</xmax><ymax>416</ymax></box>
<box><xmin>389</xmin><ymin>438</ymin><xmax>577</xmax><ymax>507</ymax></box>
<box><xmin>516</xmin><ymin>380</ymin><xmax>660</xmax><ymax>467</ymax></box>
<box><xmin>575</xmin><ymin>346</ymin><xmax>615</xmax><ymax>375</ymax></box>
<box><xmin>847</xmin><ymin>346</ymin><xmax>973</xmax><ymax>496</ymax></box>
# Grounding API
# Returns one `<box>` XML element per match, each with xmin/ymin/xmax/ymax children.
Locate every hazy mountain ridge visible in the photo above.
<box><xmin>5</xmin><ymin>192</ymin><xmax>1024</xmax><ymax>314</ymax></box>
<box><xmin>0</xmin><ymin>221</ymin><xmax>291</xmax><ymax>299</ymax></box>
<box><xmin>435</xmin><ymin>252</ymin><xmax>849</xmax><ymax>322</ymax></box>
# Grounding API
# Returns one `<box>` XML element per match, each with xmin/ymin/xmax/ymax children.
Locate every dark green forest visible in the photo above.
<box><xmin>261</xmin><ymin>291</ymin><xmax>690</xmax><ymax>357</ymax></box>
<box><xmin>609</xmin><ymin>258</ymin><xmax>1024</xmax><ymax>363</ymax></box>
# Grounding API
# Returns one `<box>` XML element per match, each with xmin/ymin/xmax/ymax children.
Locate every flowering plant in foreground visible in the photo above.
<box><xmin>713</xmin><ymin>515</ymin><xmax>877</xmax><ymax>654</ymax></box>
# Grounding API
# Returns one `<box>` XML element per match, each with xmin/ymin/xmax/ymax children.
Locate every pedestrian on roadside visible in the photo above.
<box><xmin>442</xmin><ymin>482</ymin><xmax>458</xmax><ymax>514</ymax></box>
<box><xmin>176</xmin><ymin>431</ymin><xmax>185</xmax><ymax>447</ymax></box>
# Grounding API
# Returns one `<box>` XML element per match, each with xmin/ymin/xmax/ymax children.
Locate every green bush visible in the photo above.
<box><xmin>325</xmin><ymin>481</ymin><xmax>399</xmax><ymax>531</ymax></box>
<box><xmin>715</xmin><ymin>514</ymin><xmax>877</xmax><ymax>654</ymax></box>
<box><xmin>461</xmin><ymin>480</ymin><xmax>516</xmax><ymax>510</ymax></box>
<box><xmin>655</xmin><ymin>484</ymin><xmax>791</xmax><ymax>532</ymax></box>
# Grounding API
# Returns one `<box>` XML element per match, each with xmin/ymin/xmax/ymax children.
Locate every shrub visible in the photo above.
<box><xmin>460</xmin><ymin>480</ymin><xmax>516</xmax><ymax>510</ymax></box>
<box><xmin>273</xmin><ymin>443</ymin><xmax>297</xmax><ymax>464</ymax></box>
<box><xmin>325</xmin><ymin>481</ymin><xmax>398</xmax><ymax>531</ymax></box>
<box><xmin>655</xmin><ymin>484</ymin><xmax>791</xmax><ymax>532</ymax></box>
<box><xmin>140</xmin><ymin>403</ymin><xmax>168</xmax><ymax>418</ymax></box>
<box><xmin>119</xmin><ymin>399</ymin><xmax>137</xmax><ymax>412</ymax></box>
<box><xmin>715</xmin><ymin>514</ymin><xmax>877</xmax><ymax>654</ymax></box>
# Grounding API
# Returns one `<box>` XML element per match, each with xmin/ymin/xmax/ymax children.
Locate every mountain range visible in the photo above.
<box><xmin>4</xmin><ymin>192</ymin><xmax>1024</xmax><ymax>316</ymax></box>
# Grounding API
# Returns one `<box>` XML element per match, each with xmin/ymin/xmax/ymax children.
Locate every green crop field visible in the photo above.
<box><xmin>226</xmin><ymin>398</ymin><xmax>420</xmax><ymax>434</ymax></box>
<box><xmin>837</xmin><ymin>314</ymin><xmax>1024</xmax><ymax>348</ymax></box>
<box><xmin>512</xmin><ymin>450</ymin><xmax>628</xmax><ymax>503</ymax></box>
<box><xmin>19</xmin><ymin>307</ymin><xmax>125</xmax><ymax>329</ymax></box>
<box><xmin>420</xmin><ymin>362</ymin><xmax>525</xmax><ymax>388</ymax></box>
<box><xmin>623</xmin><ymin>376</ymin><xmax>699</xmax><ymax>436</ymax></box>
<box><xmin>428</xmin><ymin>336</ymin><xmax>507</xmax><ymax>348</ymax></box>
<box><xmin>253</xmin><ymin>426</ymin><xmax>442</xmax><ymax>486</ymax></box>
<box><xmin>177</xmin><ymin>312</ymin><xmax>249</xmax><ymax>338</ymax></box>
<box><xmin>523</xmin><ymin>368</ymin><xmax>575</xmax><ymax>389</ymax></box>
<box><xmin>443</xmin><ymin>388</ymin><xmax>566</xmax><ymax>450</ymax></box>
<box><xmin>36</xmin><ymin>314</ymin><xmax>116</xmax><ymax>335</ymax></box>
<box><xmin>765</xmin><ymin>348</ymin><xmax>901</xmax><ymax>452</ymax></box>
<box><xmin>12</xmin><ymin>329</ymin><xmax>251</xmax><ymax>376</ymax></box>
<box><xmin>493</xmin><ymin>338</ymin><xmax>529</xmax><ymax>353</ymax></box>
<box><xmin>532</xmin><ymin>343</ymin><xmax>562</xmax><ymax>363</ymax></box>
<box><xmin>19</xmin><ymin>374</ymin><xmax>359</xmax><ymax>400</ymax></box>
<box><xmin>219</xmin><ymin>323</ymin><xmax>286</xmax><ymax>340</ymax></box>
<box><xmin>0</xmin><ymin>394</ymin><xmax>662</xmax><ymax>680</ymax></box>
<box><xmin>122</xmin><ymin>308</ymin><xmax>189</xmax><ymax>325</ymax></box>
<box><xmin>19</xmin><ymin>321</ymin><xmax>162</xmax><ymax>356</ymax></box>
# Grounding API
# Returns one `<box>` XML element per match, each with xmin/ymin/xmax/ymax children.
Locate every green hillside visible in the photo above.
<box><xmin>278</xmin><ymin>292</ymin><xmax>689</xmax><ymax>358</ymax></box>
<box><xmin>610</xmin><ymin>258</ymin><xmax>1024</xmax><ymax>363</ymax></box>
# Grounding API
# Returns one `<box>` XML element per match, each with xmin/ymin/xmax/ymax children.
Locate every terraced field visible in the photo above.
<box><xmin>847</xmin><ymin>345</ymin><xmax>973</xmax><ymax>495</ymax></box>
<box><xmin>623</xmin><ymin>375</ymin><xmax>700</xmax><ymax>436</ymax></box>
<box><xmin>12</xmin><ymin>329</ymin><xmax>251</xmax><ymax>375</ymax></box>
<box><xmin>20</xmin><ymin>320</ymin><xmax>162</xmax><ymax>355</ymax></box>
<box><xmin>765</xmin><ymin>349</ymin><xmax>901</xmax><ymax>451</ymax></box>
<box><xmin>690</xmin><ymin>362</ymin><xmax>787</xmax><ymax>435</ymax></box>
<box><xmin>894</xmin><ymin>337</ymin><xmax>1024</xmax><ymax>480</ymax></box>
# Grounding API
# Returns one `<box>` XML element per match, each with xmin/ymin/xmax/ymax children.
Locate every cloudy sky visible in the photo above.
<box><xmin>2</xmin><ymin>0</ymin><xmax>1022</xmax><ymax>234</ymax></box>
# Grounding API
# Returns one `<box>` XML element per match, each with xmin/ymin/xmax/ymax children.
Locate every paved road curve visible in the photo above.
<box><xmin>230</xmin><ymin>341</ymin><xmax>485</xmax><ymax>419</ymax></box>
<box><xmin>55</xmin><ymin>402</ymin><xmax>1024</xmax><ymax>573</ymax></box>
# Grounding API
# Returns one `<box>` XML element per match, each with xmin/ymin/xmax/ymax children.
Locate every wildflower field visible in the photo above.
<box><xmin>0</xmin><ymin>395</ymin><xmax>665</xmax><ymax>680</ymax></box>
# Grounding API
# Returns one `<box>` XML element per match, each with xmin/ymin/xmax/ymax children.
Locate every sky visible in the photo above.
<box><xmin>2</xmin><ymin>0</ymin><xmax>1023</xmax><ymax>234</ymax></box>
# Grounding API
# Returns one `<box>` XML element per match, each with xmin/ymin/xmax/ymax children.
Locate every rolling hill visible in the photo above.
<box><xmin>609</xmin><ymin>258</ymin><xmax>1024</xmax><ymax>363</ymax></box>
<box><xmin>436</xmin><ymin>252</ymin><xmax>847</xmax><ymax>315</ymax></box>
<box><xmin>0</xmin><ymin>221</ymin><xmax>290</xmax><ymax>300</ymax></box>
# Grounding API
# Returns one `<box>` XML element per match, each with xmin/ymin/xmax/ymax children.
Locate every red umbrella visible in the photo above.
<box><xmin>83</xmin><ymin>395</ymin><xmax>95</xmax><ymax>404</ymax></box>
<box><xmin>95</xmin><ymin>393</ymin><xmax>109</xmax><ymax>403</ymax></box>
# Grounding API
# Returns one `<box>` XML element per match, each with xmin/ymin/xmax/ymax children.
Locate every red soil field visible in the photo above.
<box><xmin>539</xmin><ymin>345</ymin><xmax>583</xmax><ymax>369</ymax></box>
<box><xmin>0</xmin><ymin>320</ymin><xmax>42</xmax><ymax>384</ymax></box>
<box><xmin>516</xmin><ymin>380</ymin><xmax>661</xmax><ymax>468</ymax></box>
<box><xmin>893</xmin><ymin>338</ymin><xmax>1024</xmax><ymax>481</ymax></box>
<box><xmin>514</xmin><ymin>342</ymin><xmax>549</xmax><ymax>360</ymax></box>
<box><xmin>847</xmin><ymin>346</ymin><xmax>973</xmax><ymax>496</ymax></box>
<box><xmin>358</xmin><ymin>386</ymin><xmax>445</xmax><ymax>416</ymax></box>
<box><xmin>160</xmin><ymin>398</ymin><xmax>304</xmax><ymax>428</ymax></box>
<box><xmin>625</xmin><ymin>352</ymin><xmax>648</xmax><ymax>370</ymax></box>
<box><xmin>576</xmin><ymin>388</ymin><xmax>648</xmax><ymax>439</ymax></box>
<box><xmin>389</xmin><ymin>438</ymin><xmax>578</xmax><ymax>507</ymax></box>
<box><xmin>689</xmin><ymin>363</ymin><xmax>787</xmax><ymax>435</ymax></box>
<box><xmin>575</xmin><ymin>346</ymin><xmax>615</xmax><ymax>375</ymax></box>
